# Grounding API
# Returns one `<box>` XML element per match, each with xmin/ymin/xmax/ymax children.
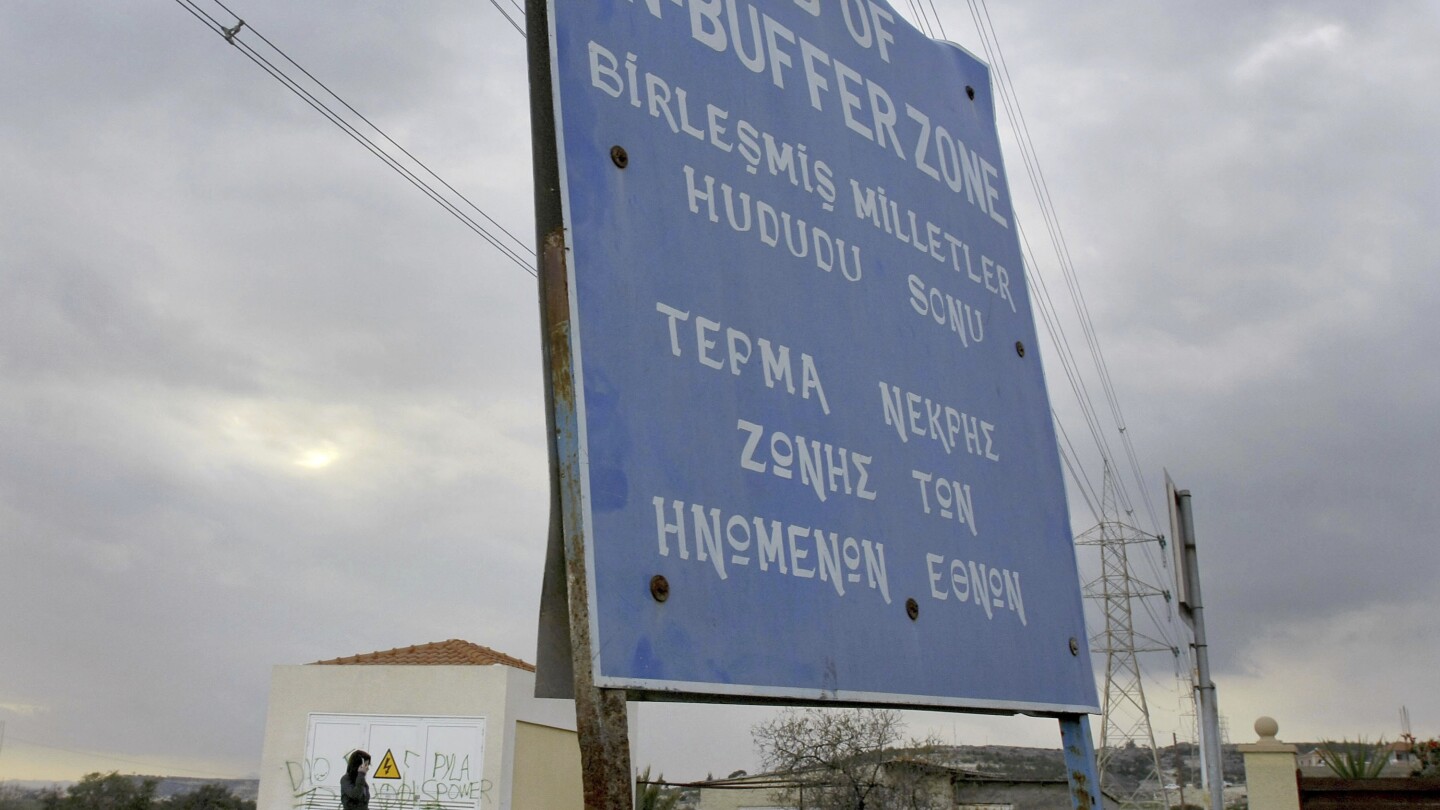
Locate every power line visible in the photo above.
<box><xmin>957</xmin><ymin>1</ymin><xmax>1182</xmax><ymax>624</ymax></box>
<box><xmin>884</xmin><ymin>2</ymin><xmax>1134</xmax><ymax>566</ymax></box>
<box><xmin>885</xmin><ymin>1</ymin><xmax>1166</xmax><ymax>602</ymax></box>
<box><xmin>902</xmin><ymin>0</ymin><xmax>1199</xmax><ymax>769</ymax></box>
<box><xmin>180</xmin><ymin>0</ymin><xmax>536</xmax><ymax>273</ymax></box>
<box><xmin>925</xmin><ymin>0</ymin><xmax>949</xmax><ymax>40</ymax></box>
<box><xmin>208</xmin><ymin>0</ymin><xmax>534</xmax><ymax>263</ymax></box>
<box><xmin>172</xmin><ymin>0</ymin><xmax>537</xmax><ymax>276</ymax></box>
<box><xmin>905</xmin><ymin>0</ymin><xmax>936</xmax><ymax>37</ymax></box>
<box><xmin>1054</xmin><ymin>410</ymin><xmax>1101</xmax><ymax>524</ymax></box>
<box><xmin>481</xmin><ymin>0</ymin><xmax>525</xmax><ymax>36</ymax></box>
<box><xmin>973</xmin><ymin>0</ymin><xmax>1162</xmax><ymax>534</ymax></box>
<box><xmin>981</xmin><ymin>0</ymin><xmax>1184</xmax><ymax>627</ymax></box>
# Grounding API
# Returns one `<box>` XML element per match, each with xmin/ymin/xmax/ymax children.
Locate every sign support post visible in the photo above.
<box><xmin>1169</xmin><ymin>475</ymin><xmax>1223</xmax><ymax>809</ymax></box>
<box><xmin>543</xmin><ymin>230</ymin><xmax>634</xmax><ymax>810</ymax></box>
<box><xmin>1177</xmin><ymin>487</ymin><xmax>1223</xmax><ymax>810</ymax></box>
<box><xmin>527</xmin><ymin>0</ymin><xmax>633</xmax><ymax>805</ymax></box>
<box><xmin>1060</xmin><ymin>714</ymin><xmax>1104</xmax><ymax>810</ymax></box>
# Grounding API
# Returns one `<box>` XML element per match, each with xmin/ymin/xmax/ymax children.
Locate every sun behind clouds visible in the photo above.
<box><xmin>293</xmin><ymin>447</ymin><xmax>339</xmax><ymax>469</ymax></box>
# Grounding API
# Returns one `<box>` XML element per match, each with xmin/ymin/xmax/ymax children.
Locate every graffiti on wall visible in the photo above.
<box><xmin>285</xmin><ymin>714</ymin><xmax>490</xmax><ymax>810</ymax></box>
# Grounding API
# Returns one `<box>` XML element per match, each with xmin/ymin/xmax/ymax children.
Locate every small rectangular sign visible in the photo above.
<box><xmin>545</xmin><ymin>0</ymin><xmax>1097</xmax><ymax>713</ymax></box>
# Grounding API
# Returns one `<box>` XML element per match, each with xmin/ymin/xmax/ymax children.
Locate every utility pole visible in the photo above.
<box><xmin>1168</xmin><ymin>475</ymin><xmax>1224</xmax><ymax>810</ymax></box>
<box><xmin>1173</xmin><ymin>732</ymin><xmax>1188</xmax><ymax>810</ymax></box>
<box><xmin>1076</xmin><ymin>464</ymin><xmax>1173</xmax><ymax>808</ymax></box>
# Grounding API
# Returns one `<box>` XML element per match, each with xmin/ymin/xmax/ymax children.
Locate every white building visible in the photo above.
<box><xmin>257</xmin><ymin>639</ymin><xmax>583</xmax><ymax>810</ymax></box>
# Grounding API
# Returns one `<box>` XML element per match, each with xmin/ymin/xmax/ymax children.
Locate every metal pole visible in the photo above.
<box><xmin>1060</xmin><ymin>714</ymin><xmax>1104</xmax><ymax>810</ymax></box>
<box><xmin>1173</xmin><ymin>731</ymin><xmax>1187</xmax><ymax>810</ymax></box>
<box><xmin>1177</xmin><ymin>490</ymin><xmax>1223</xmax><ymax>810</ymax></box>
<box><xmin>527</xmin><ymin>2</ymin><xmax>633</xmax><ymax>808</ymax></box>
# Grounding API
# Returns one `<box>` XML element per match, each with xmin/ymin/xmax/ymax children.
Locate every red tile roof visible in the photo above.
<box><xmin>312</xmin><ymin>639</ymin><xmax>535</xmax><ymax>672</ymax></box>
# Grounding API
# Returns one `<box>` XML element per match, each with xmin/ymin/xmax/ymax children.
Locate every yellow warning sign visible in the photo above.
<box><xmin>372</xmin><ymin>749</ymin><xmax>401</xmax><ymax>780</ymax></box>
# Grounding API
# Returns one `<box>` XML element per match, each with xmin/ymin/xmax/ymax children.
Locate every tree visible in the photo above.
<box><xmin>634</xmin><ymin>766</ymin><xmax>679</xmax><ymax>810</ymax></box>
<box><xmin>0</xmin><ymin>784</ymin><xmax>43</xmax><ymax>810</ymax></box>
<box><xmin>164</xmin><ymin>785</ymin><xmax>252</xmax><ymax>810</ymax></box>
<box><xmin>1316</xmin><ymin>738</ymin><xmax>1389</xmax><ymax>779</ymax></box>
<box><xmin>751</xmin><ymin>708</ymin><xmax>942</xmax><ymax>810</ymax></box>
<box><xmin>34</xmin><ymin>774</ymin><xmax>252</xmax><ymax>810</ymax></box>
<box><xmin>1401</xmin><ymin>732</ymin><xmax>1440</xmax><ymax>778</ymax></box>
<box><xmin>42</xmin><ymin>773</ymin><xmax>156</xmax><ymax>810</ymax></box>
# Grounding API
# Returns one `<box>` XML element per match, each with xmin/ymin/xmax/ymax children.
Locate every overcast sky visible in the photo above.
<box><xmin>2</xmin><ymin>0</ymin><xmax>1438</xmax><ymax>788</ymax></box>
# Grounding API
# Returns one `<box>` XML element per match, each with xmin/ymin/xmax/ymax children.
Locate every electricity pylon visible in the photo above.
<box><xmin>1075</xmin><ymin>464</ymin><xmax>1174</xmax><ymax>807</ymax></box>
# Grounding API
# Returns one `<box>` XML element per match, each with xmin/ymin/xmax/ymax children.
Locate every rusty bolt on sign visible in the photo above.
<box><xmin>610</xmin><ymin>145</ymin><xmax>629</xmax><ymax>169</ymax></box>
<box><xmin>649</xmin><ymin>574</ymin><xmax>669</xmax><ymax>603</ymax></box>
<box><xmin>1015</xmin><ymin>340</ymin><xmax>1026</xmax><ymax>357</ymax></box>
<box><xmin>1069</xmin><ymin>637</ymin><xmax>1080</xmax><ymax>656</ymax></box>
<box><xmin>905</xmin><ymin>598</ymin><xmax>920</xmax><ymax>621</ymax></box>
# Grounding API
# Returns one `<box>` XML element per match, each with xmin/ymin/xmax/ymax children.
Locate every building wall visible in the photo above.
<box><xmin>257</xmin><ymin>665</ymin><xmax>578</xmax><ymax>810</ymax></box>
<box><xmin>697</xmin><ymin>784</ymin><xmax>790</xmax><ymax>810</ymax></box>
<box><xmin>1298</xmin><ymin>777</ymin><xmax>1440</xmax><ymax>809</ymax></box>
<box><xmin>954</xmin><ymin>780</ymin><xmax>1115</xmax><ymax>810</ymax></box>
<box><xmin>511</xmin><ymin>722</ymin><xmax>583</xmax><ymax>810</ymax></box>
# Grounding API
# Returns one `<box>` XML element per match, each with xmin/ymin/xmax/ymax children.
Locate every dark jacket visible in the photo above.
<box><xmin>340</xmin><ymin>773</ymin><xmax>369</xmax><ymax>810</ymax></box>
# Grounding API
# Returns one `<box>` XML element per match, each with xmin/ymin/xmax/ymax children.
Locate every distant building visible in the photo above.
<box><xmin>1297</xmin><ymin>740</ymin><xmax>1416</xmax><ymax>777</ymax></box>
<box><xmin>256</xmin><ymin>639</ymin><xmax>583</xmax><ymax>810</ymax></box>
<box><xmin>693</xmin><ymin>757</ymin><xmax>1120</xmax><ymax>810</ymax></box>
<box><xmin>1297</xmin><ymin>747</ymin><xmax>1326</xmax><ymax>769</ymax></box>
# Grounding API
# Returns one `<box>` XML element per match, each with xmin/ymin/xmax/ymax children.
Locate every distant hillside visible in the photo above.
<box><xmin>151</xmin><ymin>778</ymin><xmax>259</xmax><ymax>802</ymax></box>
<box><xmin>0</xmin><ymin>777</ymin><xmax>258</xmax><ymax>803</ymax></box>
<box><xmin>906</xmin><ymin>741</ymin><xmax>1245</xmax><ymax>796</ymax></box>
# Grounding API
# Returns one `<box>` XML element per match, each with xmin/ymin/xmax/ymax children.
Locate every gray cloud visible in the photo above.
<box><xmin>1</xmin><ymin>0</ymin><xmax>1437</xmax><ymax>784</ymax></box>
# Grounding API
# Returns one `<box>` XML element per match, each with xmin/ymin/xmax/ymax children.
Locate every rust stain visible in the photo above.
<box><xmin>1067</xmin><ymin>769</ymin><xmax>1094</xmax><ymax>810</ymax></box>
<box><xmin>540</xmin><ymin>225</ymin><xmax>633</xmax><ymax>810</ymax></box>
<box><xmin>542</xmin><ymin>228</ymin><xmax>574</xmax><ymax>413</ymax></box>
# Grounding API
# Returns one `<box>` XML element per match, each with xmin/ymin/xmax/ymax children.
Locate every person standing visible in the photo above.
<box><xmin>340</xmin><ymin>750</ymin><xmax>371</xmax><ymax>810</ymax></box>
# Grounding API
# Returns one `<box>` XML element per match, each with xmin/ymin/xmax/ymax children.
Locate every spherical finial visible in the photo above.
<box><xmin>1255</xmin><ymin>716</ymin><xmax>1280</xmax><ymax>740</ymax></box>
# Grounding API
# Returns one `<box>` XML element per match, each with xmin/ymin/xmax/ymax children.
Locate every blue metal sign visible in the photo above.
<box><xmin>546</xmin><ymin>0</ymin><xmax>1097</xmax><ymax>713</ymax></box>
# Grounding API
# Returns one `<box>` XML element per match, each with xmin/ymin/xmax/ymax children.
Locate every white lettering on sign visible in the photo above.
<box><xmin>902</xmin><ymin>103</ymin><xmax>1006</xmax><ymax>226</ymax></box>
<box><xmin>906</xmin><ymin>274</ymin><xmax>985</xmax><ymax>348</ymax></box>
<box><xmin>652</xmin><ymin>495</ymin><xmax>891</xmax><ymax>603</ymax></box>
<box><xmin>910</xmin><ymin>469</ymin><xmax>977</xmax><ymax>537</ymax></box>
<box><xmin>849</xmin><ymin>180</ymin><xmax>1016</xmax><ymax>312</ymax></box>
<box><xmin>600</xmin><ymin>3</ymin><xmax>1014</xmax><ymax>228</ymax></box>
<box><xmin>737</xmin><ymin>419</ymin><xmax>877</xmax><ymax>503</ymax></box>
<box><xmin>587</xmin><ymin>41</ymin><xmax>840</xmax><ymax>209</ymax></box>
<box><xmin>878</xmin><ymin>381</ymin><xmax>1000</xmax><ymax>461</ymax></box>
<box><xmin>924</xmin><ymin>552</ymin><xmax>1027</xmax><ymax>625</ymax></box>
<box><xmin>682</xmin><ymin>166</ymin><xmax>861</xmax><ymax>281</ymax></box>
<box><xmin>838</xmin><ymin>0</ymin><xmax>897</xmax><ymax>62</ymax></box>
<box><xmin>657</xmin><ymin>301</ymin><xmax>831</xmax><ymax>414</ymax></box>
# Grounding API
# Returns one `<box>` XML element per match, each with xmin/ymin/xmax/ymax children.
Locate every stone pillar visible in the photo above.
<box><xmin>1238</xmin><ymin>716</ymin><xmax>1300</xmax><ymax>810</ymax></box>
